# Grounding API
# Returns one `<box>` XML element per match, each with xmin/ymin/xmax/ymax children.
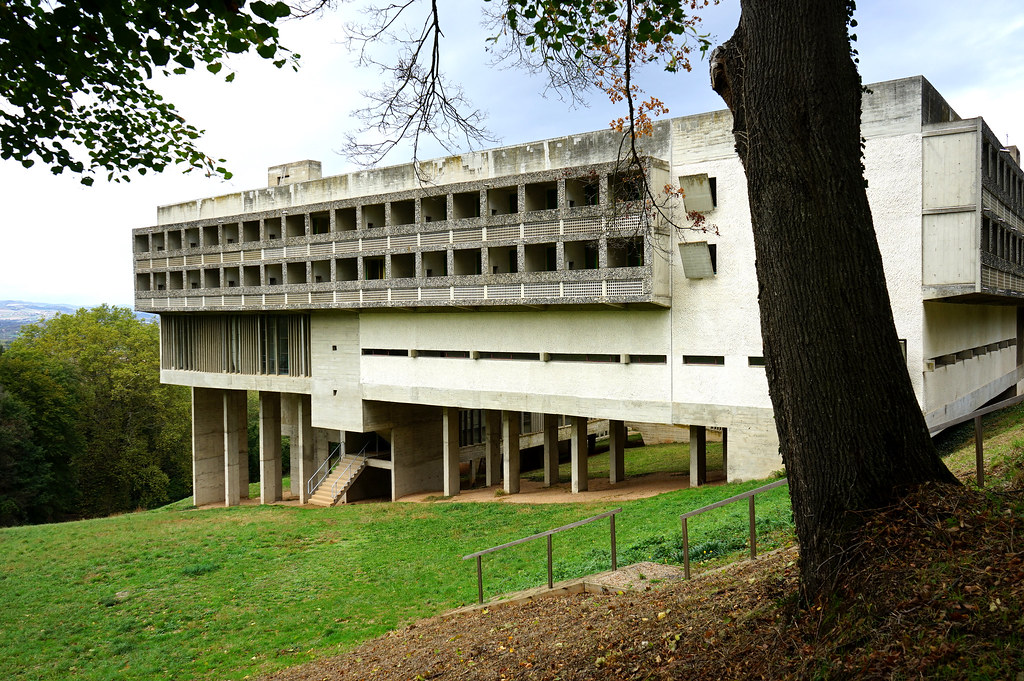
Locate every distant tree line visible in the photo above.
<box><xmin>0</xmin><ymin>306</ymin><xmax>192</xmax><ymax>525</ymax></box>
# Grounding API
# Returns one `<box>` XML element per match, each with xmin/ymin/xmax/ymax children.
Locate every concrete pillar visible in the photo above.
<box><xmin>609</xmin><ymin>419</ymin><xmax>626</xmax><ymax>484</ymax></box>
<box><xmin>237</xmin><ymin>391</ymin><xmax>249</xmax><ymax>498</ymax></box>
<box><xmin>721</xmin><ymin>428</ymin><xmax>729</xmax><ymax>482</ymax></box>
<box><xmin>223</xmin><ymin>391</ymin><xmax>241</xmax><ymax>507</ymax></box>
<box><xmin>570</xmin><ymin>416</ymin><xmax>589</xmax><ymax>493</ymax></box>
<box><xmin>469</xmin><ymin>458</ymin><xmax>479</xmax><ymax>486</ymax></box>
<box><xmin>690</xmin><ymin>425</ymin><xmax>707</xmax><ymax>487</ymax></box>
<box><xmin>485</xmin><ymin>410</ymin><xmax>502</xmax><ymax>487</ymax></box>
<box><xmin>282</xmin><ymin>393</ymin><xmax>300</xmax><ymax>496</ymax></box>
<box><xmin>442</xmin><ymin>407</ymin><xmax>460</xmax><ymax>497</ymax></box>
<box><xmin>296</xmin><ymin>394</ymin><xmax>314</xmax><ymax>504</ymax></box>
<box><xmin>502</xmin><ymin>410</ymin><xmax>521</xmax><ymax>494</ymax></box>
<box><xmin>192</xmin><ymin>387</ymin><xmax>225</xmax><ymax>507</ymax></box>
<box><xmin>542</xmin><ymin>413</ymin><xmax>559</xmax><ymax>486</ymax></box>
<box><xmin>259</xmin><ymin>391</ymin><xmax>282</xmax><ymax>504</ymax></box>
<box><xmin>314</xmin><ymin>429</ymin><xmax>330</xmax><ymax>470</ymax></box>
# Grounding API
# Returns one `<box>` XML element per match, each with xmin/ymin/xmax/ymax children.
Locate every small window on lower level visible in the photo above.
<box><xmin>683</xmin><ymin>355</ymin><xmax>725</xmax><ymax>366</ymax></box>
<box><xmin>548</xmin><ymin>353</ymin><xmax>621</xmax><ymax>363</ymax></box>
<box><xmin>748</xmin><ymin>356</ymin><xmax>766</xmax><ymax>367</ymax></box>
<box><xmin>477</xmin><ymin>351</ymin><xmax>540</xmax><ymax>361</ymax></box>
<box><xmin>628</xmin><ymin>354</ymin><xmax>667</xmax><ymax>364</ymax></box>
<box><xmin>416</xmin><ymin>349</ymin><xmax>471</xmax><ymax>358</ymax></box>
<box><xmin>361</xmin><ymin>348</ymin><xmax>409</xmax><ymax>356</ymax></box>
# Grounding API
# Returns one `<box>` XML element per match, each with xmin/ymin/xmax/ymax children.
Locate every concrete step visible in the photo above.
<box><xmin>307</xmin><ymin>458</ymin><xmax>366</xmax><ymax>506</ymax></box>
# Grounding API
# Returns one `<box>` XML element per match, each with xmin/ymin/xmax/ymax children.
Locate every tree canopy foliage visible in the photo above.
<box><xmin>0</xmin><ymin>306</ymin><xmax>191</xmax><ymax>525</ymax></box>
<box><xmin>0</xmin><ymin>0</ymin><xmax>294</xmax><ymax>184</ymax></box>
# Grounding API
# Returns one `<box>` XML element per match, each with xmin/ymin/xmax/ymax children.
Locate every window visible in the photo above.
<box><xmin>683</xmin><ymin>355</ymin><xmax>725</xmax><ymax>366</ymax></box>
<box><xmin>361</xmin><ymin>348</ymin><xmax>410</xmax><ymax>356</ymax></box>
<box><xmin>628</xmin><ymin>354</ymin><xmax>667</xmax><ymax>364</ymax></box>
<box><xmin>748</xmin><ymin>356</ymin><xmax>766</xmax><ymax>367</ymax></box>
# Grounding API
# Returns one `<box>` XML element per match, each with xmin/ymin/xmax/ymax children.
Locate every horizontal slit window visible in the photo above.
<box><xmin>361</xmin><ymin>348</ymin><xmax>409</xmax><ymax>357</ymax></box>
<box><xmin>477</xmin><ymin>351</ymin><xmax>540</xmax><ymax>361</ymax></box>
<box><xmin>548</xmin><ymin>353</ymin><xmax>621</xmax><ymax>363</ymax></box>
<box><xmin>683</xmin><ymin>355</ymin><xmax>725</xmax><ymax>366</ymax></box>
<box><xmin>628</xmin><ymin>354</ymin><xmax>667</xmax><ymax>364</ymax></box>
<box><xmin>416</xmin><ymin>350</ymin><xmax>471</xmax><ymax>358</ymax></box>
<box><xmin>748</xmin><ymin>356</ymin><xmax>766</xmax><ymax>367</ymax></box>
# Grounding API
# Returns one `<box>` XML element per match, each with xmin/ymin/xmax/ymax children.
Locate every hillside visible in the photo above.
<box><xmin>0</xmin><ymin>300</ymin><xmax>155</xmax><ymax>342</ymax></box>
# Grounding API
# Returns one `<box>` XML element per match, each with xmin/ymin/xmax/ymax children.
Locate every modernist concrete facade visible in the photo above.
<box><xmin>133</xmin><ymin>76</ymin><xmax>1024</xmax><ymax>507</ymax></box>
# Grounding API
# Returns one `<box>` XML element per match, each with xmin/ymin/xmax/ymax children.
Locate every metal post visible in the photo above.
<box><xmin>476</xmin><ymin>556</ymin><xmax>484</xmax><ymax>604</ymax></box>
<box><xmin>975</xmin><ymin>415</ymin><xmax>985</xmax><ymax>487</ymax></box>
<box><xmin>610</xmin><ymin>514</ymin><xmax>617</xmax><ymax>571</ymax></box>
<box><xmin>682</xmin><ymin>517</ymin><xmax>690</xmax><ymax>580</ymax></box>
<box><xmin>749</xmin><ymin>495</ymin><xmax>757</xmax><ymax>559</ymax></box>
<box><xmin>546</xmin><ymin>534</ymin><xmax>553</xmax><ymax>589</ymax></box>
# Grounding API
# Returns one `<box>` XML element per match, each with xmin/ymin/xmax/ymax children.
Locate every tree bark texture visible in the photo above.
<box><xmin>711</xmin><ymin>0</ymin><xmax>957</xmax><ymax>602</ymax></box>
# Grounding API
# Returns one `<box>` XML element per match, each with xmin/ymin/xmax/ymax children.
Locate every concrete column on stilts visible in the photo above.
<box><xmin>442</xmin><ymin>407</ymin><xmax>460</xmax><ymax>497</ymax></box>
<box><xmin>485</xmin><ymin>410</ymin><xmax>502</xmax><ymax>487</ymax></box>
<box><xmin>570</xmin><ymin>416</ymin><xmax>589</xmax><ymax>493</ymax></box>
<box><xmin>314</xmin><ymin>429</ymin><xmax>330</xmax><ymax>470</ymax></box>
<box><xmin>721</xmin><ymin>428</ymin><xmax>729</xmax><ymax>482</ymax></box>
<box><xmin>236</xmin><ymin>392</ymin><xmax>249</xmax><ymax>498</ymax></box>
<box><xmin>609</xmin><ymin>419</ymin><xmax>626</xmax><ymax>484</ymax></box>
<box><xmin>296</xmin><ymin>394</ymin><xmax>314</xmax><ymax>504</ymax></box>
<box><xmin>192</xmin><ymin>387</ymin><xmax>226</xmax><ymax>507</ymax></box>
<box><xmin>502</xmin><ymin>411</ymin><xmax>521</xmax><ymax>494</ymax></box>
<box><xmin>690</xmin><ymin>425</ymin><xmax>707</xmax><ymax>487</ymax></box>
<box><xmin>223</xmin><ymin>392</ymin><xmax>242</xmax><ymax>507</ymax></box>
<box><xmin>259</xmin><ymin>391</ymin><xmax>282</xmax><ymax>504</ymax></box>
<box><xmin>542</xmin><ymin>414</ymin><xmax>559</xmax><ymax>487</ymax></box>
<box><xmin>281</xmin><ymin>393</ymin><xmax>300</xmax><ymax>497</ymax></box>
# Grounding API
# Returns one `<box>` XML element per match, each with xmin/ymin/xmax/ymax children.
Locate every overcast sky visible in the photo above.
<box><xmin>2</xmin><ymin>1</ymin><xmax>1022</xmax><ymax>307</ymax></box>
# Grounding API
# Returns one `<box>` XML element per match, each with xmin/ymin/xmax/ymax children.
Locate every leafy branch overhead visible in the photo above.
<box><xmin>0</xmin><ymin>0</ymin><xmax>296</xmax><ymax>184</ymax></box>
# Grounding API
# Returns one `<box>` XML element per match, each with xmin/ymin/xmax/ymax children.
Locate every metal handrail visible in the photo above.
<box><xmin>928</xmin><ymin>391</ymin><xmax>1024</xmax><ymax>488</ymax></box>
<box><xmin>463</xmin><ymin>508</ymin><xmax>621</xmax><ymax>604</ymax></box>
<box><xmin>307</xmin><ymin>442</ymin><xmax>343</xmax><ymax>496</ymax></box>
<box><xmin>679</xmin><ymin>478</ymin><xmax>789</xmax><ymax>580</ymax></box>
<box><xmin>328</xmin><ymin>441</ymin><xmax>371</xmax><ymax>499</ymax></box>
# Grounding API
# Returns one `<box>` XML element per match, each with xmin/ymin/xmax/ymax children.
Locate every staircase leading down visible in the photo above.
<box><xmin>308</xmin><ymin>455</ymin><xmax>367</xmax><ymax>507</ymax></box>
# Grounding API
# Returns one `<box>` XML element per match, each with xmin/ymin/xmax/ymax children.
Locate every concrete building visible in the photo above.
<box><xmin>133</xmin><ymin>76</ymin><xmax>1024</xmax><ymax>507</ymax></box>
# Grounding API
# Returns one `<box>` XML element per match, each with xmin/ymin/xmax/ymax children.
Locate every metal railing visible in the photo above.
<box><xmin>680</xmin><ymin>478</ymin><xmax>789</xmax><ymax>580</ymax></box>
<box><xmin>928</xmin><ymin>391</ymin><xmax>1024</xmax><ymax>488</ymax></box>
<box><xmin>328</xmin><ymin>442</ymin><xmax>371</xmax><ymax>499</ymax></box>
<box><xmin>463</xmin><ymin>508</ymin><xmax>621</xmax><ymax>604</ymax></box>
<box><xmin>307</xmin><ymin>442</ymin><xmax>343</xmax><ymax>497</ymax></box>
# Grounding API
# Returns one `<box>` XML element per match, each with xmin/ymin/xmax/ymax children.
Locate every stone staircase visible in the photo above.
<box><xmin>308</xmin><ymin>455</ymin><xmax>367</xmax><ymax>507</ymax></box>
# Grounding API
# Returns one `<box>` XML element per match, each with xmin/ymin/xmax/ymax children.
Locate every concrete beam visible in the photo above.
<box><xmin>543</xmin><ymin>413</ymin><xmax>559</xmax><ymax>486</ymax></box>
<box><xmin>259</xmin><ymin>391</ymin><xmax>282</xmax><ymax>504</ymax></box>
<box><xmin>609</xmin><ymin>419</ymin><xmax>626</xmax><ymax>484</ymax></box>
<box><xmin>689</xmin><ymin>425</ymin><xmax>707</xmax><ymax>487</ymax></box>
<box><xmin>502</xmin><ymin>411</ymin><xmax>521</xmax><ymax>494</ymax></box>
<box><xmin>571</xmin><ymin>416</ymin><xmax>589</xmax><ymax>493</ymax></box>
<box><xmin>442</xmin><ymin>407</ymin><xmax>460</xmax><ymax>497</ymax></box>
<box><xmin>485</xmin><ymin>410</ymin><xmax>502</xmax><ymax>487</ymax></box>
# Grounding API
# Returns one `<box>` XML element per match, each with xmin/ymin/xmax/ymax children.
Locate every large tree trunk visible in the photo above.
<box><xmin>710</xmin><ymin>0</ymin><xmax>957</xmax><ymax>603</ymax></box>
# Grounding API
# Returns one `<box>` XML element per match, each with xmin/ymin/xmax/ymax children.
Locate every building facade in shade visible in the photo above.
<box><xmin>133</xmin><ymin>76</ymin><xmax>1024</xmax><ymax>507</ymax></box>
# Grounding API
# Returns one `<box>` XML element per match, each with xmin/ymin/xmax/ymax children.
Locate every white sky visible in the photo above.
<box><xmin>1</xmin><ymin>1</ymin><xmax>1022</xmax><ymax>306</ymax></box>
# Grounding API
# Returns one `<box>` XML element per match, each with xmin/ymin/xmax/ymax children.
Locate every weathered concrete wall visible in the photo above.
<box><xmin>390</xmin><ymin>405</ymin><xmax>445</xmax><ymax>500</ymax></box>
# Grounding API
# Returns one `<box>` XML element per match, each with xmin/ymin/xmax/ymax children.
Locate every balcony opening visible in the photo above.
<box><xmin>311</xmin><ymin>211</ymin><xmax>330</xmax><ymax>235</ymax></box>
<box><xmin>612</xmin><ymin>169</ymin><xmax>644</xmax><ymax>203</ymax></box>
<box><xmin>265</xmin><ymin>264</ymin><xmax>282</xmax><ymax>286</ymax></box>
<box><xmin>422</xmin><ymin>195</ymin><xmax>447</xmax><ymax>222</ymax></box>
<box><xmin>285</xmin><ymin>214</ymin><xmax>305</xmax><ymax>238</ymax></box>
<box><xmin>135</xmin><ymin>273</ymin><xmax>150</xmax><ymax>291</ymax></box>
<box><xmin>564</xmin><ymin>240</ymin><xmax>599</xmax><ymax>270</ymax></box>
<box><xmin>364</xmin><ymin>256</ymin><xmax>385</xmax><ymax>280</ymax></box>
<box><xmin>335</xmin><ymin>207</ymin><xmax>357</xmax><ymax>231</ymax></box>
<box><xmin>452</xmin><ymin>191</ymin><xmax>480</xmax><ymax>219</ymax></box>
<box><xmin>453</xmin><ymin>248</ymin><xmax>482</xmax><ymax>275</ymax></box>
<box><xmin>566</xmin><ymin>176</ymin><xmax>601</xmax><ymax>207</ymax></box>
<box><xmin>187</xmin><ymin>270</ymin><xmax>202</xmax><ymax>289</ymax></box>
<box><xmin>336</xmin><ymin>257</ymin><xmax>357</xmax><ymax>281</ymax></box>
<box><xmin>134</xmin><ymin>234</ymin><xmax>150</xmax><ymax>254</ymax></box>
<box><xmin>167</xmin><ymin>230</ymin><xmax>183</xmax><ymax>251</ymax></box>
<box><xmin>311</xmin><ymin>259</ymin><xmax>330</xmax><ymax>284</ymax></box>
<box><xmin>488</xmin><ymin>246</ymin><xmax>517</xmax><ymax>274</ymax></box>
<box><xmin>422</xmin><ymin>250</ymin><xmax>447</xmax><ymax>277</ymax></box>
<box><xmin>525</xmin><ymin>181</ymin><xmax>558</xmax><ymax>212</ymax></box>
<box><xmin>362</xmin><ymin>203</ymin><xmax>385</xmax><ymax>230</ymax></box>
<box><xmin>152</xmin><ymin>232</ymin><xmax>165</xmax><ymax>251</ymax></box>
<box><xmin>242</xmin><ymin>266</ymin><xmax>260</xmax><ymax>287</ymax></box>
<box><xmin>524</xmin><ymin>242</ymin><xmax>557</xmax><ymax>272</ymax></box>
<box><xmin>487</xmin><ymin>186</ymin><xmax>518</xmax><ymax>216</ymax></box>
<box><xmin>203</xmin><ymin>268</ymin><xmax>221</xmax><ymax>288</ymax></box>
<box><xmin>264</xmin><ymin>217</ymin><xmax>281</xmax><ymax>240</ymax></box>
<box><xmin>185</xmin><ymin>227</ymin><xmax>200</xmax><ymax>248</ymax></box>
<box><xmin>285</xmin><ymin>262</ymin><xmax>307</xmax><ymax>284</ymax></box>
<box><xmin>222</xmin><ymin>223</ymin><xmax>239</xmax><ymax>245</ymax></box>
<box><xmin>224</xmin><ymin>266</ymin><xmax>240</xmax><ymax>287</ymax></box>
<box><xmin>202</xmin><ymin>225</ymin><xmax>219</xmax><ymax>246</ymax></box>
<box><xmin>390</xmin><ymin>199</ymin><xmax>415</xmax><ymax>226</ymax></box>
<box><xmin>607</xmin><ymin>237</ymin><xmax>644</xmax><ymax>268</ymax></box>
<box><xmin>154</xmin><ymin>272</ymin><xmax>166</xmax><ymax>290</ymax></box>
<box><xmin>242</xmin><ymin>220</ymin><xmax>260</xmax><ymax>243</ymax></box>
<box><xmin>391</xmin><ymin>252</ymin><xmax>416</xmax><ymax>278</ymax></box>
